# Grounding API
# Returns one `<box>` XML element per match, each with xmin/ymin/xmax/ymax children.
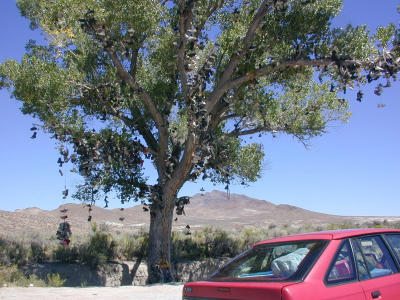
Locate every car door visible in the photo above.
<box><xmin>323</xmin><ymin>239</ymin><xmax>366</xmax><ymax>300</ymax></box>
<box><xmin>352</xmin><ymin>235</ymin><xmax>400</xmax><ymax>300</ymax></box>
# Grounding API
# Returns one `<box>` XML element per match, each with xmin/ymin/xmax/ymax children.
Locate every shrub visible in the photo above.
<box><xmin>46</xmin><ymin>273</ymin><xmax>66</xmax><ymax>287</ymax></box>
<box><xmin>119</xmin><ymin>236</ymin><xmax>136</xmax><ymax>260</ymax></box>
<box><xmin>2</xmin><ymin>221</ymin><xmax>399</xmax><ymax>267</ymax></box>
<box><xmin>119</xmin><ymin>234</ymin><xmax>148</xmax><ymax>259</ymax></box>
<box><xmin>0</xmin><ymin>238</ymin><xmax>9</xmax><ymax>266</ymax></box>
<box><xmin>78</xmin><ymin>229</ymin><xmax>117</xmax><ymax>268</ymax></box>
<box><xmin>171</xmin><ymin>227</ymin><xmax>243</xmax><ymax>261</ymax></box>
<box><xmin>171</xmin><ymin>232</ymin><xmax>206</xmax><ymax>261</ymax></box>
<box><xmin>30</xmin><ymin>241</ymin><xmax>48</xmax><ymax>264</ymax></box>
<box><xmin>0</xmin><ymin>265</ymin><xmax>46</xmax><ymax>287</ymax></box>
<box><xmin>53</xmin><ymin>245</ymin><xmax>79</xmax><ymax>263</ymax></box>
<box><xmin>207</xmin><ymin>229</ymin><xmax>239</xmax><ymax>258</ymax></box>
<box><xmin>3</xmin><ymin>240</ymin><xmax>29</xmax><ymax>266</ymax></box>
<box><xmin>236</xmin><ymin>228</ymin><xmax>269</xmax><ymax>251</ymax></box>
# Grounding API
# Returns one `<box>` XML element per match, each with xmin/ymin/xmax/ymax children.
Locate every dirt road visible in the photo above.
<box><xmin>0</xmin><ymin>284</ymin><xmax>184</xmax><ymax>300</ymax></box>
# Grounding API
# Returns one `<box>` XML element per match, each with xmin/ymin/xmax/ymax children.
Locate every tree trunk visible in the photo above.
<box><xmin>147</xmin><ymin>191</ymin><xmax>175</xmax><ymax>284</ymax></box>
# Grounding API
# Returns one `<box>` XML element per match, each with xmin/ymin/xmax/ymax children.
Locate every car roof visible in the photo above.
<box><xmin>254</xmin><ymin>228</ymin><xmax>400</xmax><ymax>246</ymax></box>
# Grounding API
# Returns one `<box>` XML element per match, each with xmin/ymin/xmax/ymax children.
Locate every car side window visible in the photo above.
<box><xmin>355</xmin><ymin>236</ymin><xmax>397</xmax><ymax>279</ymax></box>
<box><xmin>351</xmin><ymin>239</ymin><xmax>370</xmax><ymax>281</ymax></box>
<box><xmin>385</xmin><ymin>234</ymin><xmax>400</xmax><ymax>262</ymax></box>
<box><xmin>326</xmin><ymin>240</ymin><xmax>356</xmax><ymax>284</ymax></box>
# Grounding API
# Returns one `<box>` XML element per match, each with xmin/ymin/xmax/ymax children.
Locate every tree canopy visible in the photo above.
<box><xmin>1</xmin><ymin>0</ymin><xmax>399</xmax><ymax>282</ymax></box>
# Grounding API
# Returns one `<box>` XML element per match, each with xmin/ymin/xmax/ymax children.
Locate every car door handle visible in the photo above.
<box><xmin>371</xmin><ymin>291</ymin><xmax>381</xmax><ymax>299</ymax></box>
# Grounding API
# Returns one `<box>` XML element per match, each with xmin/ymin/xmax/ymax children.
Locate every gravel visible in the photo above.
<box><xmin>0</xmin><ymin>284</ymin><xmax>184</xmax><ymax>300</ymax></box>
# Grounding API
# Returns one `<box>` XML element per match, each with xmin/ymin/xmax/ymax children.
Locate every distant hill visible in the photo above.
<box><xmin>0</xmin><ymin>190</ymin><xmax>398</xmax><ymax>236</ymax></box>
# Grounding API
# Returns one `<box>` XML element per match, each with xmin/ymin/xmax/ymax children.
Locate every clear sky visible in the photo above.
<box><xmin>0</xmin><ymin>0</ymin><xmax>399</xmax><ymax>216</ymax></box>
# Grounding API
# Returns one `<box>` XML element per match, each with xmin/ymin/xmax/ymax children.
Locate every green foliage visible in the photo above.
<box><xmin>1</xmin><ymin>219</ymin><xmax>400</xmax><ymax>268</ymax></box>
<box><xmin>0</xmin><ymin>238</ymin><xmax>29</xmax><ymax>266</ymax></box>
<box><xmin>29</xmin><ymin>241</ymin><xmax>49</xmax><ymax>264</ymax></box>
<box><xmin>0</xmin><ymin>0</ymin><xmax>380</xmax><ymax>204</ymax></box>
<box><xmin>0</xmin><ymin>265</ymin><xmax>46</xmax><ymax>287</ymax></box>
<box><xmin>0</xmin><ymin>236</ymin><xmax>53</xmax><ymax>266</ymax></box>
<box><xmin>0</xmin><ymin>265</ymin><xmax>65</xmax><ymax>287</ymax></box>
<box><xmin>52</xmin><ymin>227</ymin><xmax>117</xmax><ymax>268</ymax></box>
<box><xmin>46</xmin><ymin>273</ymin><xmax>66</xmax><ymax>287</ymax></box>
<box><xmin>119</xmin><ymin>234</ymin><xmax>148</xmax><ymax>259</ymax></box>
<box><xmin>375</xmin><ymin>24</ymin><xmax>396</xmax><ymax>48</ymax></box>
<box><xmin>231</xmin><ymin>143</ymin><xmax>264</xmax><ymax>182</ymax></box>
<box><xmin>53</xmin><ymin>244</ymin><xmax>79</xmax><ymax>264</ymax></box>
<box><xmin>2</xmin><ymin>0</ymin><xmax>400</xmax><ymax>270</ymax></box>
<box><xmin>330</xmin><ymin>25</ymin><xmax>376</xmax><ymax>60</ymax></box>
<box><xmin>171</xmin><ymin>227</ymin><xmax>268</xmax><ymax>260</ymax></box>
<box><xmin>79</xmin><ymin>229</ymin><xmax>117</xmax><ymax>268</ymax></box>
<box><xmin>326</xmin><ymin>222</ymin><xmax>355</xmax><ymax>230</ymax></box>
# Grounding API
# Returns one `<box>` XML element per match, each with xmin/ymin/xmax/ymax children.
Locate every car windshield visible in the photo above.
<box><xmin>209</xmin><ymin>240</ymin><xmax>328</xmax><ymax>282</ymax></box>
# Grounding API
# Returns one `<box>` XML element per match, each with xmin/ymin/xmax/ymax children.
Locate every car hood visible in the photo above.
<box><xmin>183</xmin><ymin>281</ymin><xmax>300</xmax><ymax>300</ymax></box>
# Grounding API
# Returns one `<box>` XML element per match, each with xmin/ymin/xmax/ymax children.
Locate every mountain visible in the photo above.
<box><xmin>0</xmin><ymin>190</ymin><xmax>397</xmax><ymax>236</ymax></box>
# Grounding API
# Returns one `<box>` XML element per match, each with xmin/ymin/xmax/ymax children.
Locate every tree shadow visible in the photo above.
<box><xmin>22</xmin><ymin>262</ymin><xmax>105</xmax><ymax>287</ymax></box>
<box><xmin>120</xmin><ymin>256</ymin><xmax>144</xmax><ymax>285</ymax></box>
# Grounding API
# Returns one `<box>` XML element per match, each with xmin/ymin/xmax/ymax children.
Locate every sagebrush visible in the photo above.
<box><xmin>1</xmin><ymin>220</ymin><xmax>398</xmax><ymax>268</ymax></box>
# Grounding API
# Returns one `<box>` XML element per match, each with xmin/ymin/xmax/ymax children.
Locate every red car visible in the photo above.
<box><xmin>182</xmin><ymin>228</ymin><xmax>400</xmax><ymax>300</ymax></box>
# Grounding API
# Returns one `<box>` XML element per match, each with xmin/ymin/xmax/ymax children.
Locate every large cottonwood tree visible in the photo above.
<box><xmin>1</xmin><ymin>0</ymin><xmax>399</xmax><ymax>282</ymax></box>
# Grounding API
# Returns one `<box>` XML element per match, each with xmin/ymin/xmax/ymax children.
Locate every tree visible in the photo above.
<box><xmin>1</xmin><ymin>0</ymin><xmax>399</xmax><ymax>282</ymax></box>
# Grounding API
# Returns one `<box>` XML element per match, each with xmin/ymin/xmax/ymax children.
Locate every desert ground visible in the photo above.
<box><xmin>0</xmin><ymin>283</ymin><xmax>184</xmax><ymax>300</ymax></box>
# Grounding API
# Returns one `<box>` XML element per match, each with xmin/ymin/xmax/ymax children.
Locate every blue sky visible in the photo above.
<box><xmin>0</xmin><ymin>0</ymin><xmax>399</xmax><ymax>216</ymax></box>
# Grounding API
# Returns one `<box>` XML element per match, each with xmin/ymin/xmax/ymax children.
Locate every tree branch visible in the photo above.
<box><xmin>221</xmin><ymin>0</ymin><xmax>270</xmax><ymax>82</ymax></box>
<box><xmin>170</xmin><ymin>131</ymin><xmax>197</xmax><ymax>192</ymax></box>
<box><xmin>177</xmin><ymin>1</ymin><xmax>197</xmax><ymax>102</ymax></box>
<box><xmin>230</xmin><ymin>58</ymin><xmax>366</xmax><ymax>88</ymax></box>
<box><xmin>227</xmin><ymin>123</ymin><xmax>287</xmax><ymax>138</ymax></box>
<box><xmin>228</xmin><ymin>127</ymin><xmax>266</xmax><ymax>137</ymax></box>
<box><xmin>206</xmin><ymin>0</ymin><xmax>273</xmax><ymax>112</ymax></box>
<box><xmin>68</xmin><ymin>81</ymin><xmax>160</xmax><ymax>154</ymax></box>
<box><xmin>129</xmin><ymin>46</ymin><xmax>140</xmax><ymax>81</ymax></box>
<box><xmin>220</xmin><ymin>113</ymin><xmax>238</xmax><ymax>122</ymax></box>
<box><xmin>97</xmin><ymin>31</ymin><xmax>169</xmax><ymax>183</ymax></box>
<box><xmin>209</xmin><ymin>86</ymin><xmax>243</xmax><ymax>131</ymax></box>
<box><xmin>206</xmin><ymin>57</ymin><xmax>367</xmax><ymax>109</ymax></box>
<box><xmin>194</xmin><ymin>1</ymin><xmax>221</xmax><ymax>38</ymax></box>
<box><xmin>127</xmin><ymin>103</ymin><xmax>159</xmax><ymax>154</ymax></box>
<box><xmin>106</xmin><ymin>50</ymin><xmax>165</xmax><ymax>130</ymax></box>
<box><xmin>110</xmin><ymin>113</ymin><xmax>158</xmax><ymax>155</ymax></box>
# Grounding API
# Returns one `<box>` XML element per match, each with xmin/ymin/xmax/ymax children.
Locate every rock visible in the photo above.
<box><xmin>97</xmin><ymin>263</ymin><xmax>125</xmax><ymax>287</ymax></box>
<box><xmin>173</xmin><ymin>258</ymin><xmax>230</xmax><ymax>282</ymax></box>
<box><xmin>21</xmin><ymin>258</ymin><xmax>228</xmax><ymax>287</ymax></box>
<box><xmin>122</xmin><ymin>260</ymin><xmax>148</xmax><ymax>286</ymax></box>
